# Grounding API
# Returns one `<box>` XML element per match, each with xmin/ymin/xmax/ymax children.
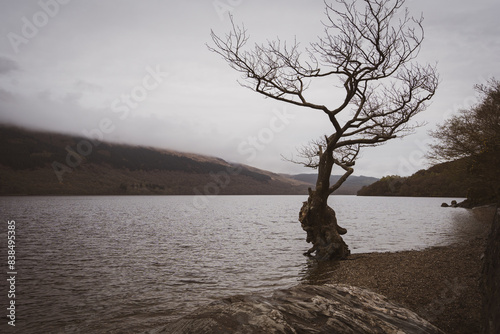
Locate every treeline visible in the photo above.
<box><xmin>0</xmin><ymin>125</ymin><xmax>270</xmax><ymax>182</ymax></box>
<box><xmin>0</xmin><ymin>126</ymin><xmax>225</xmax><ymax>173</ymax></box>
<box><xmin>357</xmin><ymin>159</ymin><xmax>471</xmax><ymax>197</ymax></box>
<box><xmin>359</xmin><ymin>79</ymin><xmax>500</xmax><ymax>207</ymax></box>
<box><xmin>0</xmin><ymin>125</ymin><xmax>307</xmax><ymax>196</ymax></box>
<box><xmin>358</xmin><ymin>156</ymin><xmax>497</xmax><ymax>205</ymax></box>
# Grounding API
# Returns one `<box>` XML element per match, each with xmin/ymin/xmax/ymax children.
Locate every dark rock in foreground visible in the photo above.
<box><xmin>159</xmin><ymin>284</ymin><xmax>443</xmax><ymax>334</ymax></box>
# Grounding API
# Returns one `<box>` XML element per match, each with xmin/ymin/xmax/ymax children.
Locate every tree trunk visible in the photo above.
<box><xmin>299</xmin><ymin>150</ymin><xmax>350</xmax><ymax>260</ymax></box>
<box><xmin>299</xmin><ymin>192</ymin><xmax>350</xmax><ymax>260</ymax></box>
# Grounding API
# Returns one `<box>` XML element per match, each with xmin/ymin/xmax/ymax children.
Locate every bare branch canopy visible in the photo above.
<box><xmin>209</xmin><ymin>0</ymin><xmax>438</xmax><ymax>174</ymax></box>
<box><xmin>208</xmin><ymin>0</ymin><xmax>438</xmax><ymax>260</ymax></box>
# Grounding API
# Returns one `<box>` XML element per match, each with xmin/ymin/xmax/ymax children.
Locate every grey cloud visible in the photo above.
<box><xmin>0</xmin><ymin>88</ymin><xmax>16</xmax><ymax>102</ymax></box>
<box><xmin>0</xmin><ymin>0</ymin><xmax>499</xmax><ymax>177</ymax></box>
<box><xmin>0</xmin><ymin>56</ymin><xmax>19</xmax><ymax>75</ymax></box>
<box><xmin>74</xmin><ymin>80</ymin><xmax>103</xmax><ymax>93</ymax></box>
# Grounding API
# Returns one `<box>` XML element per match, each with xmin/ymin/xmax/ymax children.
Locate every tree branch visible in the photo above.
<box><xmin>208</xmin><ymin>0</ymin><xmax>438</xmax><ymax>189</ymax></box>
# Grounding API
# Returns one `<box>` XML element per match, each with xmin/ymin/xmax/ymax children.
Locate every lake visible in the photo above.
<box><xmin>0</xmin><ymin>195</ymin><xmax>484</xmax><ymax>333</ymax></box>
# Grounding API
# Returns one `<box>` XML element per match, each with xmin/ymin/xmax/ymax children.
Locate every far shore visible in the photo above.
<box><xmin>300</xmin><ymin>205</ymin><xmax>497</xmax><ymax>334</ymax></box>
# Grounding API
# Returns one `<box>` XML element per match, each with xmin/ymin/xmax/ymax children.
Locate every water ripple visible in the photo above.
<box><xmin>0</xmin><ymin>195</ymin><xmax>481</xmax><ymax>333</ymax></box>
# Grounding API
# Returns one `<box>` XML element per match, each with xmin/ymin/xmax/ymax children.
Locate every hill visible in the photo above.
<box><xmin>0</xmin><ymin>125</ymin><xmax>311</xmax><ymax>196</ymax></box>
<box><xmin>285</xmin><ymin>174</ymin><xmax>378</xmax><ymax>195</ymax></box>
<box><xmin>0</xmin><ymin>126</ymin><xmax>379</xmax><ymax>196</ymax></box>
<box><xmin>357</xmin><ymin>159</ymin><xmax>477</xmax><ymax>198</ymax></box>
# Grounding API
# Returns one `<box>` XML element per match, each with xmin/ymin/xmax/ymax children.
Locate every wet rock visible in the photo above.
<box><xmin>160</xmin><ymin>284</ymin><xmax>444</xmax><ymax>334</ymax></box>
<box><xmin>441</xmin><ymin>200</ymin><xmax>459</xmax><ymax>208</ymax></box>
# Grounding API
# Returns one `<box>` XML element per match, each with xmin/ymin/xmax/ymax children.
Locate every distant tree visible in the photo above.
<box><xmin>428</xmin><ymin>78</ymin><xmax>500</xmax><ymax>204</ymax></box>
<box><xmin>119</xmin><ymin>183</ymin><xmax>128</xmax><ymax>193</ymax></box>
<box><xmin>209</xmin><ymin>0</ymin><xmax>438</xmax><ymax>260</ymax></box>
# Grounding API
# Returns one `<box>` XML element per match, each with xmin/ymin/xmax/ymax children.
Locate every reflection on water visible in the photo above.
<box><xmin>299</xmin><ymin>259</ymin><xmax>341</xmax><ymax>285</ymax></box>
<box><xmin>0</xmin><ymin>195</ymin><xmax>486</xmax><ymax>333</ymax></box>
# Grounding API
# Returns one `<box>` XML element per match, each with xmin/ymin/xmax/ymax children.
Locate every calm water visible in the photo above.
<box><xmin>0</xmin><ymin>195</ymin><xmax>484</xmax><ymax>333</ymax></box>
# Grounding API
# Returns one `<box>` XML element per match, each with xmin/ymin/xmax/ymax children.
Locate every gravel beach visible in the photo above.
<box><xmin>301</xmin><ymin>205</ymin><xmax>496</xmax><ymax>334</ymax></box>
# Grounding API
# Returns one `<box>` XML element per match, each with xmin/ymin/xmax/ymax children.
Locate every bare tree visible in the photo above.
<box><xmin>428</xmin><ymin>79</ymin><xmax>500</xmax><ymax>162</ymax></box>
<box><xmin>208</xmin><ymin>0</ymin><xmax>438</xmax><ymax>260</ymax></box>
<box><xmin>428</xmin><ymin>79</ymin><xmax>500</xmax><ymax>205</ymax></box>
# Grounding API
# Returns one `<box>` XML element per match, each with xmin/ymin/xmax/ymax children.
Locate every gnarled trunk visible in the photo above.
<box><xmin>298</xmin><ymin>141</ymin><xmax>351</xmax><ymax>261</ymax></box>
<box><xmin>299</xmin><ymin>191</ymin><xmax>350</xmax><ymax>261</ymax></box>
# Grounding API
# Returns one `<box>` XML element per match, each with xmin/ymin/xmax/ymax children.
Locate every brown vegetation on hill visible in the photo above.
<box><xmin>0</xmin><ymin>126</ymin><xmax>311</xmax><ymax>196</ymax></box>
<box><xmin>0</xmin><ymin>126</ymin><xmax>378</xmax><ymax>196</ymax></box>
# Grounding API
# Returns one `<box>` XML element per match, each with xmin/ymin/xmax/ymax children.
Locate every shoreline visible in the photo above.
<box><xmin>301</xmin><ymin>205</ymin><xmax>496</xmax><ymax>333</ymax></box>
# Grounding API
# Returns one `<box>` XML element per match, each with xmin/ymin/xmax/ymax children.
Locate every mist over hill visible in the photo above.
<box><xmin>0</xmin><ymin>126</ymin><xmax>380</xmax><ymax>196</ymax></box>
<box><xmin>6</xmin><ymin>125</ymin><xmax>489</xmax><ymax>201</ymax></box>
<box><xmin>0</xmin><ymin>125</ymin><xmax>302</xmax><ymax>195</ymax></box>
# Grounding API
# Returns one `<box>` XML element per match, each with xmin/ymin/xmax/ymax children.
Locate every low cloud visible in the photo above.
<box><xmin>74</xmin><ymin>80</ymin><xmax>103</xmax><ymax>93</ymax></box>
<box><xmin>0</xmin><ymin>56</ymin><xmax>19</xmax><ymax>75</ymax></box>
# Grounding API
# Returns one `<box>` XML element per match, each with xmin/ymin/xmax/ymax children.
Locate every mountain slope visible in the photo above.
<box><xmin>286</xmin><ymin>174</ymin><xmax>379</xmax><ymax>195</ymax></box>
<box><xmin>357</xmin><ymin>157</ymin><xmax>498</xmax><ymax>206</ymax></box>
<box><xmin>357</xmin><ymin>159</ymin><xmax>472</xmax><ymax>197</ymax></box>
<box><xmin>0</xmin><ymin>125</ymin><xmax>310</xmax><ymax>195</ymax></box>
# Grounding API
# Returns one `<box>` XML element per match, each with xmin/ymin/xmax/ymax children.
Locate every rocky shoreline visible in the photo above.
<box><xmin>161</xmin><ymin>284</ymin><xmax>444</xmax><ymax>333</ymax></box>
<box><xmin>301</xmin><ymin>205</ymin><xmax>496</xmax><ymax>334</ymax></box>
<box><xmin>160</xmin><ymin>205</ymin><xmax>496</xmax><ymax>334</ymax></box>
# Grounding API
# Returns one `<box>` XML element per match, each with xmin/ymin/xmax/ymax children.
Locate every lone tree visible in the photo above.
<box><xmin>428</xmin><ymin>79</ymin><xmax>500</xmax><ymax>206</ymax></box>
<box><xmin>209</xmin><ymin>0</ymin><xmax>438</xmax><ymax>260</ymax></box>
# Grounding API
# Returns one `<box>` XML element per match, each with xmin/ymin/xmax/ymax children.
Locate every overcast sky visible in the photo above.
<box><xmin>1</xmin><ymin>0</ymin><xmax>499</xmax><ymax>177</ymax></box>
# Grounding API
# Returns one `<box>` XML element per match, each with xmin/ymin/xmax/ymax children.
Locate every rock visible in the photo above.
<box><xmin>159</xmin><ymin>284</ymin><xmax>444</xmax><ymax>334</ymax></box>
<box><xmin>441</xmin><ymin>200</ymin><xmax>460</xmax><ymax>208</ymax></box>
<box><xmin>456</xmin><ymin>199</ymin><xmax>473</xmax><ymax>208</ymax></box>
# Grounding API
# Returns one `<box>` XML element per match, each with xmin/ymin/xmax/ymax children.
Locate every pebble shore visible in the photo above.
<box><xmin>304</xmin><ymin>205</ymin><xmax>496</xmax><ymax>333</ymax></box>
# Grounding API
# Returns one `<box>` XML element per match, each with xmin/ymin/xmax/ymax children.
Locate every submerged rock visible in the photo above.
<box><xmin>159</xmin><ymin>284</ymin><xmax>443</xmax><ymax>334</ymax></box>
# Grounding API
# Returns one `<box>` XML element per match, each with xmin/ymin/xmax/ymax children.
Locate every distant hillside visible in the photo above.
<box><xmin>286</xmin><ymin>174</ymin><xmax>379</xmax><ymax>195</ymax></box>
<box><xmin>0</xmin><ymin>125</ymin><xmax>310</xmax><ymax>196</ymax></box>
<box><xmin>357</xmin><ymin>159</ymin><xmax>474</xmax><ymax>198</ymax></box>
